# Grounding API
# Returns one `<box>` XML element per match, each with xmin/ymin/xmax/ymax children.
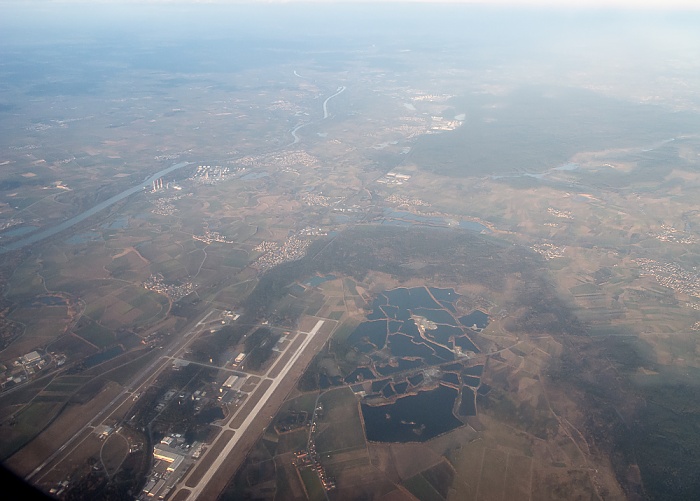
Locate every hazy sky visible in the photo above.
<box><xmin>3</xmin><ymin>0</ymin><xmax>699</xmax><ymax>8</ymax></box>
<box><xmin>257</xmin><ymin>0</ymin><xmax>700</xmax><ymax>6</ymax></box>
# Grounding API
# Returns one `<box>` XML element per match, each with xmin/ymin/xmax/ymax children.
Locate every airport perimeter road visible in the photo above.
<box><xmin>173</xmin><ymin>318</ymin><xmax>334</xmax><ymax>501</ymax></box>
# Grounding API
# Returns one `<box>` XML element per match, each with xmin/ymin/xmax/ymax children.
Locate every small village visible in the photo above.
<box><xmin>299</xmin><ymin>192</ymin><xmax>333</xmax><ymax>207</ymax></box>
<box><xmin>192</xmin><ymin>230</ymin><xmax>235</xmax><ymax>245</ymax></box>
<box><xmin>291</xmin><ymin>402</ymin><xmax>336</xmax><ymax>492</ymax></box>
<box><xmin>252</xmin><ymin>235</ymin><xmax>311</xmax><ymax>272</ymax></box>
<box><xmin>384</xmin><ymin>193</ymin><xmax>430</xmax><ymax>209</ymax></box>
<box><xmin>635</xmin><ymin>258</ymin><xmax>700</xmax><ymax>298</ymax></box>
<box><xmin>142</xmin><ymin>274</ymin><xmax>195</xmax><ymax>301</ymax></box>
<box><xmin>651</xmin><ymin>224</ymin><xmax>696</xmax><ymax>244</ymax></box>
<box><xmin>547</xmin><ymin>207</ymin><xmax>574</xmax><ymax>219</ymax></box>
<box><xmin>531</xmin><ymin>242</ymin><xmax>566</xmax><ymax>260</ymax></box>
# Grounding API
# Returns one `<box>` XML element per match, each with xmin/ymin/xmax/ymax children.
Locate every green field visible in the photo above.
<box><xmin>315</xmin><ymin>388</ymin><xmax>365</xmax><ymax>454</ymax></box>
<box><xmin>75</xmin><ymin>319</ymin><xmax>115</xmax><ymax>348</ymax></box>
<box><xmin>0</xmin><ymin>401</ymin><xmax>64</xmax><ymax>460</ymax></box>
<box><xmin>299</xmin><ymin>467</ymin><xmax>325</xmax><ymax>501</ymax></box>
<box><xmin>404</xmin><ymin>473</ymin><xmax>445</xmax><ymax>501</ymax></box>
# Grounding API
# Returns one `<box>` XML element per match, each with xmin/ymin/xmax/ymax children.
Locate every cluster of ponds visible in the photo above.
<box><xmin>347</xmin><ymin>286</ymin><xmax>483</xmax><ymax>363</ymax></box>
<box><xmin>341</xmin><ymin>286</ymin><xmax>491</xmax><ymax>442</ymax></box>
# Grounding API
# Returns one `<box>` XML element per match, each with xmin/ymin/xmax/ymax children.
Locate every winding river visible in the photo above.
<box><xmin>323</xmin><ymin>86</ymin><xmax>346</xmax><ymax>119</ymax></box>
<box><xmin>0</xmin><ymin>161</ymin><xmax>191</xmax><ymax>254</ymax></box>
<box><xmin>287</xmin><ymin>85</ymin><xmax>347</xmax><ymax>146</ymax></box>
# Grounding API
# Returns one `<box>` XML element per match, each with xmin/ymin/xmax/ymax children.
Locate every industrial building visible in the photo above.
<box><xmin>21</xmin><ymin>351</ymin><xmax>41</xmax><ymax>365</ymax></box>
<box><xmin>223</xmin><ymin>375</ymin><xmax>239</xmax><ymax>388</ymax></box>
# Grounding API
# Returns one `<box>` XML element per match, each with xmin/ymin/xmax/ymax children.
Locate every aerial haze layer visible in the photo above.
<box><xmin>1</xmin><ymin>3</ymin><xmax>700</xmax><ymax>500</ymax></box>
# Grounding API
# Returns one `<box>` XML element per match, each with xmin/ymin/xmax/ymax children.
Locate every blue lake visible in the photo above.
<box><xmin>458</xmin><ymin>387</ymin><xmax>477</xmax><ymax>416</ymax></box>
<box><xmin>362</xmin><ymin>384</ymin><xmax>462</xmax><ymax>442</ymax></box>
<box><xmin>459</xmin><ymin>310</ymin><xmax>489</xmax><ymax>330</ymax></box>
<box><xmin>304</xmin><ymin>274</ymin><xmax>337</xmax><ymax>287</ymax></box>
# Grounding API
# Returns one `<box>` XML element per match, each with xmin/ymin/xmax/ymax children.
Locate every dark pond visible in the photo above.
<box><xmin>31</xmin><ymin>296</ymin><xmax>69</xmax><ymax>306</ymax></box>
<box><xmin>441</xmin><ymin>362</ymin><xmax>463</xmax><ymax>371</ymax></box>
<box><xmin>382</xmin><ymin>288</ymin><xmax>409</xmax><ymax>309</ymax></box>
<box><xmin>422</xmin><ymin>338</ymin><xmax>454</xmax><ymax>361</ymax></box>
<box><xmin>362</xmin><ymin>384</ymin><xmax>462</xmax><ymax>442</ymax></box>
<box><xmin>398</xmin><ymin>320</ymin><xmax>422</xmax><ymax>341</ymax></box>
<box><xmin>367</xmin><ymin>308</ymin><xmax>387</xmax><ymax>321</ymax></box>
<box><xmin>372</xmin><ymin>379</ymin><xmax>391</xmax><ymax>392</ymax></box>
<box><xmin>428</xmin><ymin>287</ymin><xmax>460</xmax><ymax>304</ymax></box>
<box><xmin>348</xmin><ymin>321</ymin><xmax>387</xmax><ymax>350</ymax></box>
<box><xmin>394</xmin><ymin>381</ymin><xmax>409</xmax><ymax>394</ymax></box>
<box><xmin>459</xmin><ymin>310</ymin><xmax>489</xmax><ymax>330</ymax></box>
<box><xmin>382</xmin><ymin>385</ymin><xmax>396</xmax><ymax>398</ymax></box>
<box><xmin>408</xmin><ymin>373</ymin><xmax>424</xmax><ymax>386</ymax></box>
<box><xmin>408</xmin><ymin>287</ymin><xmax>443</xmax><ymax>309</ymax></box>
<box><xmin>356</xmin><ymin>341</ymin><xmax>375</xmax><ymax>353</ymax></box>
<box><xmin>462</xmin><ymin>375</ymin><xmax>481</xmax><ymax>387</ymax></box>
<box><xmin>427</xmin><ymin>324</ymin><xmax>463</xmax><ymax>345</ymax></box>
<box><xmin>458</xmin><ymin>387</ymin><xmax>477</xmax><ymax>416</ymax></box>
<box><xmin>477</xmin><ymin>383</ymin><xmax>491</xmax><ymax>396</ymax></box>
<box><xmin>381</xmin><ymin>305</ymin><xmax>408</xmax><ymax>320</ymax></box>
<box><xmin>462</xmin><ymin>365</ymin><xmax>484</xmax><ymax>376</ymax></box>
<box><xmin>454</xmin><ymin>335</ymin><xmax>480</xmax><ymax>353</ymax></box>
<box><xmin>388</xmin><ymin>320</ymin><xmax>403</xmax><ymax>334</ymax></box>
<box><xmin>388</xmin><ymin>334</ymin><xmax>434</xmax><ymax>358</ymax></box>
<box><xmin>441</xmin><ymin>372</ymin><xmax>460</xmax><ymax>386</ymax></box>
